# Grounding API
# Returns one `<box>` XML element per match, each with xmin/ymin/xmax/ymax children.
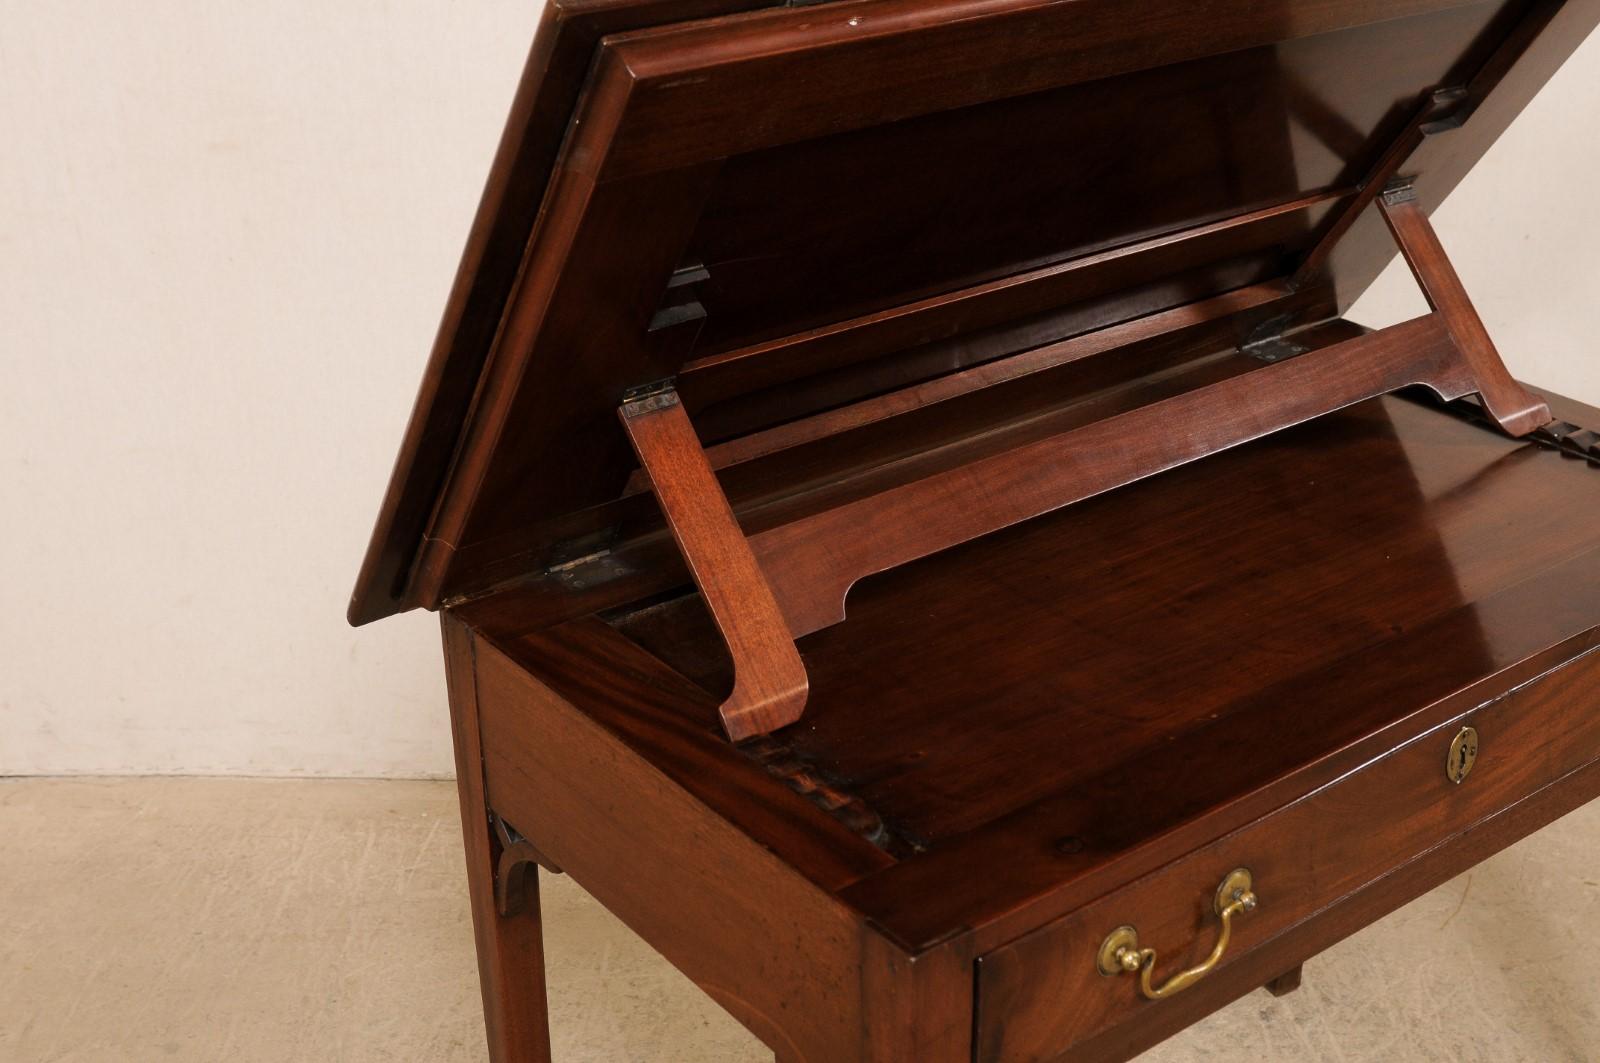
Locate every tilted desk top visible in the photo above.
<box><xmin>349</xmin><ymin>0</ymin><xmax>1600</xmax><ymax>1057</ymax></box>
<box><xmin>463</xmin><ymin>391</ymin><xmax>1600</xmax><ymax>952</ymax></box>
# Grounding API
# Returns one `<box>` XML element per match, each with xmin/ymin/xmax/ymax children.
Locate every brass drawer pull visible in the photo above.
<box><xmin>1096</xmin><ymin>868</ymin><xmax>1258</xmax><ymax>1000</ymax></box>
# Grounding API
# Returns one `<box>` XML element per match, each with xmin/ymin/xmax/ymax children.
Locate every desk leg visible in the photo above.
<box><xmin>1265</xmin><ymin>964</ymin><xmax>1304</xmax><ymax>997</ymax></box>
<box><xmin>861</xmin><ymin>934</ymin><xmax>974</xmax><ymax>1063</ymax></box>
<box><xmin>444</xmin><ymin>616</ymin><xmax>554</xmax><ymax>1063</ymax></box>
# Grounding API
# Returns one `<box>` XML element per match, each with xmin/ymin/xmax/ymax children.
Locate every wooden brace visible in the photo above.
<box><xmin>620</xmin><ymin>183</ymin><xmax>1547</xmax><ymax>744</ymax></box>
<box><xmin>492</xmin><ymin>813</ymin><xmax>562</xmax><ymax>918</ymax></box>
<box><xmin>1377</xmin><ymin>183</ymin><xmax>1549</xmax><ymax>435</ymax></box>
<box><xmin>619</xmin><ymin>389</ymin><xmax>810</xmax><ymax>742</ymax></box>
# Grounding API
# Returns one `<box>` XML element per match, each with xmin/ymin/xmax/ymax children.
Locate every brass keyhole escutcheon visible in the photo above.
<box><xmin>1447</xmin><ymin>726</ymin><xmax>1479</xmax><ymax>785</ymax></box>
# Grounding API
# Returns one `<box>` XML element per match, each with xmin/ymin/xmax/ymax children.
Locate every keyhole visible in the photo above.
<box><xmin>1448</xmin><ymin>726</ymin><xmax>1478</xmax><ymax>784</ymax></box>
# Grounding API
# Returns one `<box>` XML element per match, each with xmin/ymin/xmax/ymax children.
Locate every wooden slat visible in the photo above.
<box><xmin>694</xmin><ymin>281</ymin><xmax>1326</xmax><ymax>474</ymax></box>
<box><xmin>1292</xmin><ymin>88</ymin><xmax>1468</xmax><ymax>287</ymax></box>
<box><xmin>1379</xmin><ymin>187</ymin><xmax>1551</xmax><ymax>435</ymax></box>
<box><xmin>603</xmin><ymin>0</ymin><xmax>1493</xmax><ymax>177</ymax></box>
<box><xmin>749</xmin><ymin>313</ymin><xmax>1471</xmax><ymax>640</ymax></box>
<box><xmin>621</xmin><ymin>389</ymin><xmax>810</xmax><ymax>740</ymax></box>
<box><xmin>680</xmin><ymin>190</ymin><xmax>1348</xmax><ymax>406</ymax></box>
<box><xmin>441</xmin><ymin>282</ymin><xmax>1333</xmax><ymax>623</ymax></box>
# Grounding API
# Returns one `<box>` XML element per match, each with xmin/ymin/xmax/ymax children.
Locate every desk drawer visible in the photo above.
<box><xmin>976</xmin><ymin>647</ymin><xmax>1600</xmax><ymax>1063</ymax></box>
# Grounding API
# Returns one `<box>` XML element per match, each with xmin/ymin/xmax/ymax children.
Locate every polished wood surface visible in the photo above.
<box><xmin>442</xmin><ymin>195</ymin><xmax>1552</xmax><ymax>735</ymax></box>
<box><xmin>601</xmin><ymin>0</ymin><xmax>1512</xmax><ymax>177</ymax></box>
<box><xmin>1264</xmin><ymin>967</ymin><xmax>1304</xmax><ymax>998</ymax></box>
<box><xmin>470</xmin><ymin>627</ymin><xmax>883</xmax><ymax>1063</ymax></box>
<box><xmin>691</xmin><ymin>282</ymin><xmax>1330</xmax><ymax>474</ymax></box>
<box><xmin>742</xmin><ymin>308</ymin><xmax>1492</xmax><ymax>643</ymax></box>
<box><xmin>348</xmin><ymin>2</ymin><xmax>1600</xmax><ymax>1058</ymax></box>
<box><xmin>594</xmin><ymin>191</ymin><xmax>1551</xmax><ymax>739</ymax></box>
<box><xmin>347</xmin><ymin>0</ymin><xmax>788</xmax><ymax>627</ymax></box>
<box><xmin>975</xmin><ymin>644</ymin><xmax>1600</xmax><ymax>1061</ymax></box>
<box><xmin>587</xmin><ymin>396</ymin><xmax>1600</xmax><ymax>938</ymax></box>
<box><xmin>350</xmin><ymin>0</ymin><xmax>1600</xmax><ymax>625</ymax></box>
<box><xmin>455</xmin><ymin>393</ymin><xmax>1600</xmax><ymax>1061</ymax></box>
<box><xmin>435</xmin><ymin>283</ymin><xmax>1343</xmax><ymax>631</ymax></box>
<box><xmin>441</xmin><ymin>616</ymin><xmax>552</xmax><ymax>1061</ymax></box>
<box><xmin>620</xmin><ymin>389</ymin><xmax>808</xmax><ymax>739</ymax></box>
<box><xmin>1381</xmin><ymin>186</ymin><xmax>1551</xmax><ymax>432</ymax></box>
<box><xmin>678</xmin><ymin>194</ymin><xmax>1342</xmax><ymax>414</ymax></box>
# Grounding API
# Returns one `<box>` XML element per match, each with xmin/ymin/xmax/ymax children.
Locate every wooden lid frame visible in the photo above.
<box><xmin>352</xmin><ymin>0</ymin><xmax>1600</xmax><ymax>739</ymax></box>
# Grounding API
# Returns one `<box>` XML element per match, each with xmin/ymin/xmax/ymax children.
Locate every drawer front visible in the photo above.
<box><xmin>976</xmin><ymin>647</ymin><xmax>1600</xmax><ymax>1063</ymax></box>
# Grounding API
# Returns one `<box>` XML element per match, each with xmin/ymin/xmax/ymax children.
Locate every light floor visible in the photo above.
<box><xmin>3</xmin><ymin>778</ymin><xmax>1597</xmax><ymax>1062</ymax></box>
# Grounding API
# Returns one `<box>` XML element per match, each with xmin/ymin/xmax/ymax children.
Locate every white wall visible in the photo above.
<box><xmin>1352</xmin><ymin>29</ymin><xmax>1600</xmax><ymax>395</ymax></box>
<box><xmin>3</xmin><ymin>4</ymin><xmax>1598</xmax><ymax>777</ymax></box>
<box><xmin>2</xmin><ymin>2</ymin><xmax>543</xmax><ymax>776</ymax></box>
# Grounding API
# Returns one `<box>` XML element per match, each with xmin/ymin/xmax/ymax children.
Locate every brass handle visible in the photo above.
<box><xmin>1096</xmin><ymin>868</ymin><xmax>1258</xmax><ymax>1001</ymax></box>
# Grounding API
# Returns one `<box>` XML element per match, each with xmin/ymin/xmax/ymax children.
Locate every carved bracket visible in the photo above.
<box><xmin>492</xmin><ymin>812</ymin><xmax>561</xmax><ymax>919</ymax></box>
<box><xmin>1378</xmin><ymin>183</ymin><xmax>1549</xmax><ymax>436</ymax></box>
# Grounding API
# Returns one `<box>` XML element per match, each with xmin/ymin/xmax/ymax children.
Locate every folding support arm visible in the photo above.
<box><xmin>743</xmin><ymin>192</ymin><xmax>1554</xmax><ymax>640</ymax></box>
<box><xmin>619</xmin><ymin>387</ymin><xmax>809</xmax><ymax>742</ymax></box>
<box><xmin>617</xmin><ymin>181</ymin><xmax>1549</xmax><ymax>744</ymax></box>
<box><xmin>745</xmin><ymin>312</ymin><xmax>1483</xmax><ymax>642</ymax></box>
<box><xmin>1377</xmin><ymin>184</ymin><xmax>1550</xmax><ymax>436</ymax></box>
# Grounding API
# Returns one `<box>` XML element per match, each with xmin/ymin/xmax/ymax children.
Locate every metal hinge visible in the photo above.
<box><xmin>1241</xmin><ymin>315</ymin><xmax>1310</xmax><ymax>364</ymax></box>
<box><xmin>620</xmin><ymin>377</ymin><xmax>680</xmax><ymax>412</ymax></box>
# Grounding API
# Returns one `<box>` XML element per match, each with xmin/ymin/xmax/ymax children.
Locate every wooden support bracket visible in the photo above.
<box><xmin>746</xmin><ymin>311</ymin><xmax>1488</xmax><ymax>642</ymax></box>
<box><xmin>1377</xmin><ymin>183</ymin><xmax>1550</xmax><ymax>436</ymax></box>
<box><xmin>620</xmin><ymin>387</ymin><xmax>810</xmax><ymax>742</ymax></box>
<box><xmin>616</xmin><ymin>184</ymin><xmax>1548</xmax><ymax>745</ymax></box>
<box><xmin>491</xmin><ymin>812</ymin><xmax>562</xmax><ymax>919</ymax></box>
<box><xmin>1292</xmin><ymin>87</ymin><xmax>1469</xmax><ymax>289</ymax></box>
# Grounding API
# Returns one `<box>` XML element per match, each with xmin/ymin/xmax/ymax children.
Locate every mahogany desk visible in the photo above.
<box><xmin>349</xmin><ymin>0</ymin><xmax>1600</xmax><ymax>1057</ymax></box>
<box><xmin>442</xmin><ymin>391</ymin><xmax>1600</xmax><ymax>1061</ymax></box>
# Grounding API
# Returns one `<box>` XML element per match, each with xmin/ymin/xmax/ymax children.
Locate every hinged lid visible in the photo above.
<box><xmin>352</xmin><ymin>0</ymin><xmax>1598</xmax><ymax>627</ymax></box>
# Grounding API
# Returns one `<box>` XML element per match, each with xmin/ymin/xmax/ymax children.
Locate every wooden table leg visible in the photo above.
<box><xmin>1264</xmin><ymin>964</ymin><xmax>1304</xmax><ymax>997</ymax></box>
<box><xmin>860</xmin><ymin>934</ymin><xmax>974</xmax><ymax>1063</ymax></box>
<box><xmin>444</xmin><ymin>616</ymin><xmax>554</xmax><ymax>1063</ymax></box>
